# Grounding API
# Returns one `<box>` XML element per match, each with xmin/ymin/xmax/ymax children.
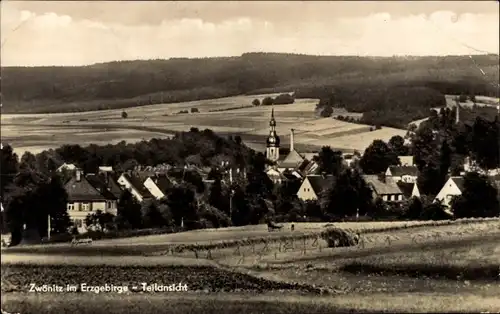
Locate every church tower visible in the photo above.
<box><xmin>266</xmin><ymin>107</ymin><xmax>280</xmax><ymax>162</ymax></box>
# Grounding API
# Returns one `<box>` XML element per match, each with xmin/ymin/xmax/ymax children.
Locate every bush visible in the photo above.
<box><xmin>273</xmin><ymin>93</ymin><xmax>295</xmax><ymax>105</ymax></box>
<box><xmin>121</xmin><ymin>111</ymin><xmax>128</xmax><ymax>119</ymax></box>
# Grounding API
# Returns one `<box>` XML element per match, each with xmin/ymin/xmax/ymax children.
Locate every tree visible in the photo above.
<box><xmin>208</xmin><ymin>177</ymin><xmax>230</xmax><ymax>216</ymax></box>
<box><xmin>388</xmin><ymin>135</ymin><xmax>409</xmax><ymax>156</ymax></box>
<box><xmin>190</xmin><ymin>107</ymin><xmax>199</xmax><ymax>113</ymax></box>
<box><xmin>85</xmin><ymin>210</ymin><xmax>114</xmax><ymax>231</ymax></box>
<box><xmin>141</xmin><ymin>200</ymin><xmax>170</xmax><ymax>228</ymax></box>
<box><xmin>360</xmin><ymin>140</ymin><xmax>400</xmax><ymax>174</ymax></box>
<box><xmin>458</xmin><ymin>94</ymin><xmax>467</xmax><ymax>103</ymax></box>
<box><xmin>273</xmin><ymin>94</ymin><xmax>295</xmax><ymax>105</ymax></box>
<box><xmin>320</xmin><ymin>106</ymin><xmax>333</xmax><ymax>117</ymax></box>
<box><xmin>19</xmin><ymin>151</ymin><xmax>37</xmax><ymax>171</ymax></box>
<box><xmin>252</xmin><ymin>99</ymin><xmax>260</xmax><ymax>106</ymax></box>
<box><xmin>404</xmin><ymin>196</ymin><xmax>423</xmax><ymax>220</ymax></box>
<box><xmin>116</xmin><ymin>190</ymin><xmax>142</xmax><ymax>229</ymax></box>
<box><xmin>0</xmin><ymin>144</ymin><xmax>19</xmax><ymax>201</ymax></box>
<box><xmin>43</xmin><ymin>175</ymin><xmax>72</xmax><ymax>235</ymax></box>
<box><xmin>451</xmin><ymin>172</ymin><xmax>499</xmax><ymax>218</ymax></box>
<box><xmin>417</xmin><ymin>163</ymin><xmax>442</xmax><ymax>196</ymax></box>
<box><xmin>121</xmin><ymin>111</ymin><xmax>128</xmax><ymax>118</ymax></box>
<box><xmin>420</xmin><ymin>202</ymin><xmax>451</xmax><ymax>220</ymax></box>
<box><xmin>313</xmin><ymin>146</ymin><xmax>344</xmax><ymax>176</ymax></box>
<box><xmin>165</xmin><ymin>185</ymin><xmax>199</xmax><ymax>229</ymax></box>
<box><xmin>262</xmin><ymin>97</ymin><xmax>274</xmax><ymax>106</ymax></box>
<box><xmin>322</xmin><ymin>168</ymin><xmax>372</xmax><ymax>219</ymax></box>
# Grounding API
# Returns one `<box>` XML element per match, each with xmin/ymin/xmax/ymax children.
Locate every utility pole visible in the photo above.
<box><xmin>47</xmin><ymin>214</ymin><xmax>51</xmax><ymax>240</ymax></box>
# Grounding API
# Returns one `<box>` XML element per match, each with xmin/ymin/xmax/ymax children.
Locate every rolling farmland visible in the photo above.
<box><xmin>1</xmin><ymin>94</ymin><xmax>407</xmax><ymax>156</ymax></box>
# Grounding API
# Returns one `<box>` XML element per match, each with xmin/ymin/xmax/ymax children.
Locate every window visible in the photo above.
<box><xmin>107</xmin><ymin>201</ymin><xmax>112</xmax><ymax>209</ymax></box>
<box><xmin>67</xmin><ymin>203</ymin><xmax>74</xmax><ymax>211</ymax></box>
<box><xmin>82</xmin><ymin>203</ymin><xmax>90</xmax><ymax>211</ymax></box>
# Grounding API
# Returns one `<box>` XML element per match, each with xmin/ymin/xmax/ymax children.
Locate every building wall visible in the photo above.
<box><xmin>297</xmin><ymin>178</ymin><xmax>318</xmax><ymax>201</ymax></box>
<box><xmin>117</xmin><ymin>175</ymin><xmax>144</xmax><ymax>202</ymax></box>
<box><xmin>143</xmin><ymin>178</ymin><xmax>165</xmax><ymax>200</ymax></box>
<box><xmin>67</xmin><ymin>200</ymin><xmax>117</xmax><ymax>233</ymax></box>
<box><xmin>435</xmin><ymin>179</ymin><xmax>462</xmax><ymax>207</ymax></box>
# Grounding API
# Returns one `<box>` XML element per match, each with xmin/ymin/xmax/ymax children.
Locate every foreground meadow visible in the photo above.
<box><xmin>1</xmin><ymin>93</ymin><xmax>406</xmax><ymax>156</ymax></box>
<box><xmin>2</xmin><ymin>219</ymin><xmax>500</xmax><ymax>313</ymax></box>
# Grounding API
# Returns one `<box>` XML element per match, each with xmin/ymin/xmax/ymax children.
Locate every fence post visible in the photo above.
<box><xmin>303</xmin><ymin>238</ymin><xmax>306</xmax><ymax>255</ymax></box>
<box><xmin>207</xmin><ymin>249</ymin><xmax>212</xmax><ymax>260</ymax></box>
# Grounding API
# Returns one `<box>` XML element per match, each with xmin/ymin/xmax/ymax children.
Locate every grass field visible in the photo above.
<box><xmin>1</xmin><ymin>93</ymin><xmax>407</xmax><ymax>156</ymax></box>
<box><xmin>2</xmin><ymin>219</ymin><xmax>500</xmax><ymax>313</ymax></box>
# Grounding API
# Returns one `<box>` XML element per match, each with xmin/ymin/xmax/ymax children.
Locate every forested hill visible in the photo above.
<box><xmin>2</xmin><ymin>52</ymin><xmax>499</xmax><ymax>114</ymax></box>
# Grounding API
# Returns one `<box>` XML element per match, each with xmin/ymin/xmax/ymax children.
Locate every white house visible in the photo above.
<box><xmin>56</xmin><ymin>163</ymin><xmax>77</xmax><ymax>173</ymax></box>
<box><xmin>117</xmin><ymin>172</ymin><xmax>153</xmax><ymax>202</ymax></box>
<box><xmin>64</xmin><ymin>170</ymin><xmax>118</xmax><ymax>233</ymax></box>
<box><xmin>385</xmin><ymin>165</ymin><xmax>418</xmax><ymax>183</ymax></box>
<box><xmin>435</xmin><ymin>176</ymin><xmax>464</xmax><ymax>207</ymax></box>
<box><xmin>297</xmin><ymin>175</ymin><xmax>333</xmax><ymax>201</ymax></box>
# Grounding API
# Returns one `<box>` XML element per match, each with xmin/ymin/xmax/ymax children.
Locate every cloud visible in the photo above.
<box><xmin>1</xmin><ymin>3</ymin><xmax>498</xmax><ymax>66</ymax></box>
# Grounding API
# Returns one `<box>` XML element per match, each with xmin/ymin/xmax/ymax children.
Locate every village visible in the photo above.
<box><xmin>47</xmin><ymin>108</ymin><xmax>500</xmax><ymax>234</ymax></box>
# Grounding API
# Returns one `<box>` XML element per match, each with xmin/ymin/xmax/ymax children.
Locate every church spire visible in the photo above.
<box><xmin>266</xmin><ymin>106</ymin><xmax>280</xmax><ymax>162</ymax></box>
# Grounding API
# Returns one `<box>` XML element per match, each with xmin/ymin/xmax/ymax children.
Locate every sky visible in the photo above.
<box><xmin>1</xmin><ymin>1</ymin><xmax>499</xmax><ymax>66</ymax></box>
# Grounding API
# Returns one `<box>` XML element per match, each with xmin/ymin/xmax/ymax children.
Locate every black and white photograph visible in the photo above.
<box><xmin>1</xmin><ymin>1</ymin><xmax>499</xmax><ymax>313</ymax></box>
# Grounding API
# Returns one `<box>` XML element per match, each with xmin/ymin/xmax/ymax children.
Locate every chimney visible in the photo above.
<box><xmin>76</xmin><ymin>169</ymin><xmax>82</xmax><ymax>182</ymax></box>
<box><xmin>290</xmin><ymin>129</ymin><xmax>295</xmax><ymax>152</ymax></box>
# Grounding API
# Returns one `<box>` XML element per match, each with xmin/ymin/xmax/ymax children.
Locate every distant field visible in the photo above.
<box><xmin>1</xmin><ymin>94</ymin><xmax>406</xmax><ymax>156</ymax></box>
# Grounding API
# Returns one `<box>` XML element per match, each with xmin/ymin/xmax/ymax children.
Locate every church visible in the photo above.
<box><xmin>265</xmin><ymin>108</ymin><xmax>318</xmax><ymax>179</ymax></box>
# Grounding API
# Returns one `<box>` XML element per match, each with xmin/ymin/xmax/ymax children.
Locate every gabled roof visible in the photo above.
<box><xmin>397</xmin><ymin>182</ymin><xmax>415</xmax><ymax>198</ymax></box>
<box><xmin>149</xmin><ymin>174</ymin><xmax>174</xmax><ymax>192</ymax></box>
<box><xmin>363</xmin><ymin>175</ymin><xmax>402</xmax><ymax>195</ymax></box>
<box><xmin>450</xmin><ymin>176</ymin><xmax>465</xmax><ymax>191</ymax></box>
<box><xmin>121</xmin><ymin>173</ymin><xmax>154</xmax><ymax>198</ymax></box>
<box><xmin>65</xmin><ymin>176</ymin><xmax>115</xmax><ymax>202</ymax></box>
<box><xmin>85</xmin><ymin>174</ymin><xmax>118</xmax><ymax>200</ymax></box>
<box><xmin>279</xmin><ymin>150</ymin><xmax>305</xmax><ymax>169</ymax></box>
<box><xmin>306</xmin><ymin>175</ymin><xmax>334</xmax><ymax>195</ymax></box>
<box><xmin>387</xmin><ymin>165</ymin><xmax>418</xmax><ymax>177</ymax></box>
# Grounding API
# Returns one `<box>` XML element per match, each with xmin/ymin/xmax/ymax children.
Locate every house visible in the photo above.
<box><xmin>56</xmin><ymin>163</ymin><xmax>77</xmax><ymax>173</ymax></box>
<box><xmin>143</xmin><ymin>174</ymin><xmax>174</xmax><ymax>200</ymax></box>
<box><xmin>435</xmin><ymin>176</ymin><xmax>464</xmax><ymax>207</ymax></box>
<box><xmin>398</xmin><ymin>156</ymin><xmax>415</xmax><ymax>166</ymax></box>
<box><xmin>266</xmin><ymin>168</ymin><xmax>287</xmax><ymax>184</ymax></box>
<box><xmin>363</xmin><ymin>175</ymin><xmax>405</xmax><ymax>202</ymax></box>
<box><xmin>385</xmin><ymin>165</ymin><xmax>418</xmax><ymax>183</ymax></box>
<box><xmin>297</xmin><ymin>175</ymin><xmax>334</xmax><ymax>201</ymax></box>
<box><xmin>64</xmin><ymin>169</ymin><xmax>118</xmax><ymax>233</ymax></box>
<box><xmin>397</xmin><ymin>182</ymin><xmax>421</xmax><ymax>199</ymax></box>
<box><xmin>117</xmin><ymin>172</ymin><xmax>154</xmax><ymax>202</ymax></box>
<box><xmin>342</xmin><ymin>152</ymin><xmax>361</xmax><ymax>168</ymax></box>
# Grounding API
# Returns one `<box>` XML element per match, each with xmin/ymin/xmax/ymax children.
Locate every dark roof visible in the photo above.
<box><xmin>450</xmin><ymin>176</ymin><xmax>465</xmax><ymax>191</ymax></box>
<box><xmin>388</xmin><ymin>166</ymin><xmax>418</xmax><ymax>177</ymax></box>
<box><xmin>122</xmin><ymin>173</ymin><xmax>154</xmax><ymax>198</ymax></box>
<box><xmin>151</xmin><ymin>174</ymin><xmax>174</xmax><ymax>192</ymax></box>
<box><xmin>64</xmin><ymin>176</ymin><xmax>115</xmax><ymax>202</ymax></box>
<box><xmin>85</xmin><ymin>174</ymin><xmax>118</xmax><ymax>200</ymax></box>
<box><xmin>397</xmin><ymin>182</ymin><xmax>414</xmax><ymax>199</ymax></box>
<box><xmin>306</xmin><ymin>175</ymin><xmax>334</xmax><ymax>195</ymax></box>
<box><xmin>282</xmin><ymin>172</ymin><xmax>298</xmax><ymax>181</ymax></box>
<box><xmin>363</xmin><ymin>175</ymin><xmax>402</xmax><ymax>195</ymax></box>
